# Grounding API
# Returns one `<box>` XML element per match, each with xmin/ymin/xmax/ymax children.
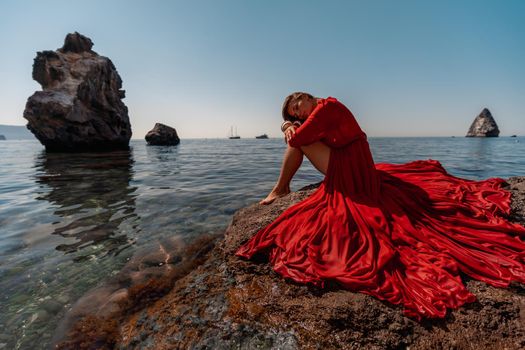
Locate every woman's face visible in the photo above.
<box><xmin>288</xmin><ymin>95</ymin><xmax>317</xmax><ymax>120</ymax></box>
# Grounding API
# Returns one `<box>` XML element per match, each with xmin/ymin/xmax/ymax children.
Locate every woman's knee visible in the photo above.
<box><xmin>299</xmin><ymin>142</ymin><xmax>330</xmax><ymax>175</ymax></box>
<box><xmin>287</xmin><ymin>144</ymin><xmax>304</xmax><ymax>153</ymax></box>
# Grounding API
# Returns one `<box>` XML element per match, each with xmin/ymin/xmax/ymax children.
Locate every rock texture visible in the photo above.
<box><xmin>466</xmin><ymin>108</ymin><xmax>500</xmax><ymax>137</ymax></box>
<box><xmin>56</xmin><ymin>179</ymin><xmax>525</xmax><ymax>349</ymax></box>
<box><xmin>145</xmin><ymin>123</ymin><xmax>180</xmax><ymax>146</ymax></box>
<box><xmin>23</xmin><ymin>32</ymin><xmax>132</xmax><ymax>152</ymax></box>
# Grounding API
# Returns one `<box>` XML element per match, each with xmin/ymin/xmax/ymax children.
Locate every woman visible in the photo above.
<box><xmin>236</xmin><ymin>92</ymin><xmax>525</xmax><ymax>320</ymax></box>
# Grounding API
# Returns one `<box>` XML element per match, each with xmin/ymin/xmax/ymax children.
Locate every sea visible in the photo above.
<box><xmin>0</xmin><ymin>136</ymin><xmax>524</xmax><ymax>349</ymax></box>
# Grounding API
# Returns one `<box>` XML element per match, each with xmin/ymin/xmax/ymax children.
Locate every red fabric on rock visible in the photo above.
<box><xmin>235</xmin><ymin>97</ymin><xmax>525</xmax><ymax>320</ymax></box>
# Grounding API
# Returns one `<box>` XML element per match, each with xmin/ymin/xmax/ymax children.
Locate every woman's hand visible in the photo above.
<box><xmin>284</xmin><ymin>125</ymin><xmax>296</xmax><ymax>144</ymax></box>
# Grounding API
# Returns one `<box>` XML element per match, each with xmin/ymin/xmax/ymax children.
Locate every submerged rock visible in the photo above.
<box><xmin>57</xmin><ymin>178</ymin><xmax>525</xmax><ymax>349</ymax></box>
<box><xmin>466</xmin><ymin>108</ymin><xmax>500</xmax><ymax>137</ymax></box>
<box><xmin>145</xmin><ymin>123</ymin><xmax>180</xmax><ymax>145</ymax></box>
<box><xmin>23</xmin><ymin>32</ymin><xmax>132</xmax><ymax>152</ymax></box>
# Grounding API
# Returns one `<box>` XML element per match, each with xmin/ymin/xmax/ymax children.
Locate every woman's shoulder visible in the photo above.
<box><xmin>318</xmin><ymin>96</ymin><xmax>345</xmax><ymax>108</ymax></box>
<box><xmin>309</xmin><ymin>97</ymin><xmax>349</xmax><ymax>121</ymax></box>
<box><xmin>317</xmin><ymin>97</ymin><xmax>350</xmax><ymax>114</ymax></box>
<box><xmin>318</xmin><ymin>96</ymin><xmax>338</xmax><ymax>104</ymax></box>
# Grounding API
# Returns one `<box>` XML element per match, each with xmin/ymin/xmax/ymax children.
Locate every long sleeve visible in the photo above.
<box><xmin>288</xmin><ymin>97</ymin><xmax>365</xmax><ymax>148</ymax></box>
<box><xmin>288</xmin><ymin>101</ymin><xmax>330</xmax><ymax>148</ymax></box>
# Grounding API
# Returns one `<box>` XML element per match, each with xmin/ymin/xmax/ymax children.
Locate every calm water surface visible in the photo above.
<box><xmin>0</xmin><ymin>137</ymin><xmax>524</xmax><ymax>349</ymax></box>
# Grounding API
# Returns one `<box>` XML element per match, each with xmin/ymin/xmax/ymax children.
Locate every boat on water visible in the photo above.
<box><xmin>229</xmin><ymin>126</ymin><xmax>240</xmax><ymax>139</ymax></box>
<box><xmin>255</xmin><ymin>134</ymin><xmax>268</xmax><ymax>139</ymax></box>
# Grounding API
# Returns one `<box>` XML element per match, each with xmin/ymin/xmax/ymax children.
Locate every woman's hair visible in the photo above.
<box><xmin>282</xmin><ymin>92</ymin><xmax>315</xmax><ymax>122</ymax></box>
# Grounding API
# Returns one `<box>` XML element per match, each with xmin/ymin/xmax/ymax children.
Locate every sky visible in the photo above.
<box><xmin>0</xmin><ymin>0</ymin><xmax>524</xmax><ymax>138</ymax></box>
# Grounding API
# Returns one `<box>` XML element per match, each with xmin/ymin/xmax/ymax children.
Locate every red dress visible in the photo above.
<box><xmin>235</xmin><ymin>97</ymin><xmax>525</xmax><ymax>320</ymax></box>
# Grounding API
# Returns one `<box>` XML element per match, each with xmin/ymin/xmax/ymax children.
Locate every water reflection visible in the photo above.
<box><xmin>145</xmin><ymin>144</ymin><xmax>181</xmax><ymax>177</ymax></box>
<box><xmin>146</xmin><ymin>144</ymin><xmax>180</xmax><ymax>160</ymax></box>
<box><xmin>34</xmin><ymin>149</ymin><xmax>139</xmax><ymax>261</ymax></box>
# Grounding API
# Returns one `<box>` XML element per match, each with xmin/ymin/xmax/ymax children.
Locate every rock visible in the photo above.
<box><xmin>60</xmin><ymin>32</ymin><xmax>93</xmax><ymax>53</ymax></box>
<box><xmin>41</xmin><ymin>300</ymin><xmax>63</xmax><ymax>315</ymax></box>
<box><xmin>35</xmin><ymin>310</ymin><xmax>51</xmax><ymax>323</ymax></box>
<box><xmin>0</xmin><ymin>134</ymin><xmax>5</xmax><ymax>140</ymax></box>
<box><xmin>23</xmin><ymin>32</ymin><xmax>132</xmax><ymax>152</ymax></box>
<box><xmin>145</xmin><ymin>123</ymin><xmax>180</xmax><ymax>146</ymax></box>
<box><xmin>466</xmin><ymin>108</ymin><xmax>500</xmax><ymax>137</ymax></box>
<box><xmin>54</xmin><ymin>177</ymin><xmax>525</xmax><ymax>349</ymax></box>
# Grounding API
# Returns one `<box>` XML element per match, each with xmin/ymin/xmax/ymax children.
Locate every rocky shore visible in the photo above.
<box><xmin>56</xmin><ymin>177</ymin><xmax>525</xmax><ymax>350</ymax></box>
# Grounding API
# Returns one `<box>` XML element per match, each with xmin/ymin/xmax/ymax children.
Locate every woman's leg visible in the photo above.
<box><xmin>300</xmin><ymin>141</ymin><xmax>330</xmax><ymax>175</ymax></box>
<box><xmin>260</xmin><ymin>141</ymin><xmax>331</xmax><ymax>205</ymax></box>
<box><xmin>260</xmin><ymin>145</ymin><xmax>303</xmax><ymax>204</ymax></box>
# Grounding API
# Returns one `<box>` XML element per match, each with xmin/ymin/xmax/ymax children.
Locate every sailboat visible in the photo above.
<box><xmin>229</xmin><ymin>126</ymin><xmax>240</xmax><ymax>139</ymax></box>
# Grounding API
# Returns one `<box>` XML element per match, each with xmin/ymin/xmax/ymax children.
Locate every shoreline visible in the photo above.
<box><xmin>1</xmin><ymin>136</ymin><xmax>524</xmax><ymax>141</ymax></box>
<box><xmin>55</xmin><ymin>177</ymin><xmax>525</xmax><ymax>349</ymax></box>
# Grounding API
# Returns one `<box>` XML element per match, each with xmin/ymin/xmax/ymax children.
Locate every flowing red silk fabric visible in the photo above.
<box><xmin>235</xmin><ymin>97</ymin><xmax>525</xmax><ymax>320</ymax></box>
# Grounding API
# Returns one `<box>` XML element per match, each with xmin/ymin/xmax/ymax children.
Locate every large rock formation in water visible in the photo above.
<box><xmin>23</xmin><ymin>32</ymin><xmax>132</xmax><ymax>152</ymax></box>
<box><xmin>55</xmin><ymin>179</ymin><xmax>525</xmax><ymax>349</ymax></box>
<box><xmin>466</xmin><ymin>108</ymin><xmax>500</xmax><ymax>137</ymax></box>
<box><xmin>145</xmin><ymin>123</ymin><xmax>180</xmax><ymax>145</ymax></box>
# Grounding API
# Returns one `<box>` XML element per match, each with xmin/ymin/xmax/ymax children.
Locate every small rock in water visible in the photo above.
<box><xmin>41</xmin><ymin>300</ymin><xmax>63</xmax><ymax>315</ymax></box>
<box><xmin>35</xmin><ymin>310</ymin><xmax>51</xmax><ymax>323</ymax></box>
<box><xmin>145</xmin><ymin>123</ymin><xmax>180</xmax><ymax>146</ymax></box>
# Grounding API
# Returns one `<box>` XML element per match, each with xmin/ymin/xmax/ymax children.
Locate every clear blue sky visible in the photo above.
<box><xmin>0</xmin><ymin>0</ymin><xmax>524</xmax><ymax>138</ymax></box>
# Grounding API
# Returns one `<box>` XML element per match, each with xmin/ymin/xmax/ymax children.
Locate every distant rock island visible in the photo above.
<box><xmin>0</xmin><ymin>134</ymin><xmax>5</xmax><ymax>140</ymax></box>
<box><xmin>0</xmin><ymin>125</ymin><xmax>34</xmax><ymax>140</ymax></box>
<box><xmin>466</xmin><ymin>108</ymin><xmax>500</xmax><ymax>137</ymax></box>
<box><xmin>23</xmin><ymin>32</ymin><xmax>132</xmax><ymax>152</ymax></box>
<box><xmin>145</xmin><ymin>123</ymin><xmax>180</xmax><ymax>145</ymax></box>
